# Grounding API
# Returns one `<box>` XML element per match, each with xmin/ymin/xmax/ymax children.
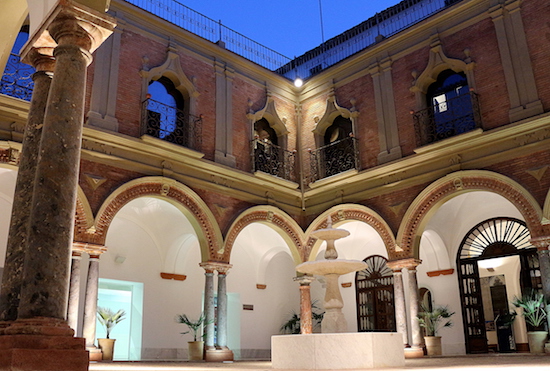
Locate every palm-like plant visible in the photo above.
<box><xmin>280</xmin><ymin>301</ymin><xmax>325</xmax><ymax>334</ymax></box>
<box><xmin>417</xmin><ymin>304</ymin><xmax>455</xmax><ymax>336</ymax></box>
<box><xmin>97</xmin><ymin>307</ymin><xmax>126</xmax><ymax>339</ymax></box>
<box><xmin>512</xmin><ymin>289</ymin><xmax>548</xmax><ymax>330</ymax></box>
<box><xmin>176</xmin><ymin>313</ymin><xmax>207</xmax><ymax>341</ymax></box>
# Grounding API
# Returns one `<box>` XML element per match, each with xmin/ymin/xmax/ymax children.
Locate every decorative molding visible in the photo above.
<box><xmin>426</xmin><ymin>269</ymin><xmax>454</xmax><ymax>277</ymax></box>
<box><xmin>83</xmin><ymin>173</ymin><xmax>107</xmax><ymax>190</ymax></box>
<box><xmin>160</xmin><ymin>272</ymin><xmax>187</xmax><ymax>281</ymax></box>
<box><xmin>526</xmin><ymin>166</ymin><xmax>548</xmax><ymax>182</ymax></box>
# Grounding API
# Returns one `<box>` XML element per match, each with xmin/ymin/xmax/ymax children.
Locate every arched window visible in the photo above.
<box><xmin>355</xmin><ymin>255</ymin><xmax>396</xmax><ymax>332</ymax></box>
<box><xmin>145</xmin><ymin>76</ymin><xmax>187</xmax><ymax>145</ymax></box>
<box><xmin>320</xmin><ymin>116</ymin><xmax>357</xmax><ymax>178</ymax></box>
<box><xmin>424</xmin><ymin>69</ymin><xmax>478</xmax><ymax>142</ymax></box>
<box><xmin>252</xmin><ymin>118</ymin><xmax>286</xmax><ymax>178</ymax></box>
<box><xmin>1</xmin><ymin>26</ymin><xmax>34</xmax><ymax>101</ymax></box>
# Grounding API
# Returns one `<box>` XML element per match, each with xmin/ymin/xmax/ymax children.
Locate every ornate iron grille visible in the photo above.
<box><xmin>308</xmin><ymin>136</ymin><xmax>359</xmax><ymax>183</ymax></box>
<box><xmin>0</xmin><ymin>52</ymin><xmax>34</xmax><ymax>101</ymax></box>
<box><xmin>412</xmin><ymin>91</ymin><xmax>482</xmax><ymax>146</ymax></box>
<box><xmin>251</xmin><ymin>139</ymin><xmax>297</xmax><ymax>182</ymax></box>
<box><xmin>141</xmin><ymin>99</ymin><xmax>202</xmax><ymax>151</ymax></box>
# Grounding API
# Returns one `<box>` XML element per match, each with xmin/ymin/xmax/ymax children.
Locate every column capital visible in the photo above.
<box><xmin>72</xmin><ymin>241</ymin><xmax>106</xmax><ymax>255</ymax></box>
<box><xmin>387</xmin><ymin>258</ymin><xmax>422</xmax><ymax>271</ymax></box>
<box><xmin>531</xmin><ymin>236</ymin><xmax>550</xmax><ymax>250</ymax></box>
<box><xmin>200</xmin><ymin>261</ymin><xmax>232</xmax><ymax>274</ymax></box>
<box><xmin>294</xmin><ymin>275</ymin><xmax>315</xmax><ymax>286</ymax></box>
<box><xmin>25</xmin><ymin>47</ymin><xmax>56</xmax><ymax>72</ymax></box>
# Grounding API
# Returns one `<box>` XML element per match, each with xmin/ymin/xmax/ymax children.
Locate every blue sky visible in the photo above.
<box><xmin>180</xmin><ymin>0</ymin><xmax>403</xmax><ymax>58</ymax></box>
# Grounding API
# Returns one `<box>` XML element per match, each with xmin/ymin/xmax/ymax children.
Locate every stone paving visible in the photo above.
<box><xmin>89</xmin><ymin>354</ymin><xmax>550</xmax><ymax>371</ymax></box>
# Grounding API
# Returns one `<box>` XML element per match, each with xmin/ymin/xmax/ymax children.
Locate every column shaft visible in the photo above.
<box><xmin>0</xmin><ymin>56</ymin><xmax>54</xmax><ymax>321</ymax></box>
<box><xmin>408</xmin><ymin>269</ymin><xmax>422</xmax><ymax>348</ymax></box>
<box><xmin>203</xmin><ymin>271</ymin><xmax>215</xmax><ymax>349</ymax></box>
<box><xmin>82</xmin><ymin>255</ymin><xmax>100</xmax><ymax>348</ymax></box>
<box><xmin>299</xmin><ymin>285</ymin><xmax>313</xmax><ymax>334</ymax></box>
<box><xmin>67</xmin><ymin>252</ymin><xmax>82</xmax><ymax>331</ymax></box>
<box><xmin>18</xmin><ymin>21</ymin><xmax>92</xmax><ymax>319</ymax></box>
<box><xmin>216</xmin><ymin>273</ymin><xmax>228</xmax><ymax>348</ymax></box>
<box><xmin>393</xmin><ymin>270</ymin><xmax>408</xmax><ymax>345</ymax></box>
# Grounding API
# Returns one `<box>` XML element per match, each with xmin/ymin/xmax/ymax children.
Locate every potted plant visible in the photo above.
<box><xmin>512</xmin><ymin>289</ymin><xmax>548</xmax><ymax>353</ymax></box>
<box><xmin>96</xmin><ymin>307</ymin><xmax>126</xmax><ymax>361</ymax></box>
<box><xmin>280</xmin><ymin>301</ymin><xmax>324</xmax><ymax>334</ymax></box>
<box><xmin>176</xmin><ymin>313</ymin><xmax>208</xmax><ymax>361</ymax></box>
<box><xmin>417</xmin><ymin>304</ymin><xmax>455</xmax><ymax>356</ymax></box>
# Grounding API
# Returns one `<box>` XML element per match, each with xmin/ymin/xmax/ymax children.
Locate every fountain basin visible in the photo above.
<box><xmin>296</xmin><ymin>259</ymin><xmax>367</xmax><ymax>276</ymax></box>
<box><xmin>272</xmin><ymin>333</ymin><xmax>405</xmax><ymax>369</ymax></box>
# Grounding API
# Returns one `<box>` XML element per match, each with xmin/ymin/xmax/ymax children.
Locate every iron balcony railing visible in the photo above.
<box><xmin>309</xmin><ymin>136</ymin><xmax>360</xmax><ymax>183</ymax></box>
<box><xmin>251</xmin><ymin>139</ymin><xmax>297</xmax><ymax>183</ymax></box>
<box><xmin>142</xmin><ymin>98</ymin><xmax>202</xmax><ymax>151</ymax></box>
<box><xmin>412</xmin><ymin>91</ymin><xmax>482</xmax><ymax>147</ymax></box>
<box><xmin>0</xmin><ymin>52</ymin><xmax>34</xmax><ymax>101</ymax></box>
<box><xmin>125</xmin><ymin>0</ymin><xmax>291</xmax><ymax>71</ymax></box>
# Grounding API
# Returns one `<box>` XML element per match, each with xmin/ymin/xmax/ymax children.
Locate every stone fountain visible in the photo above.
<box><xmin>271</xmin><ymin>217</ymin><xmax>405</xmax><ymax>370</ymax></box>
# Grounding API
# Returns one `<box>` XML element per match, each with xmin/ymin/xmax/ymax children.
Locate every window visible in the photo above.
<box><xmin>1</xmin><ymin>26</ymin><xmax>34</xmax><ymax>101</ymax></box>
<box><xmin>252</xmin><ymin>118</ymin><xmax>296</xmax><ymax>181</ymax></box>
<box><xmin>317</xmin><ymin>115</ymin><xmax>357</xmax><ymax>178</ymax></box>
<box><xmin>145</xmin><ymin>76</ymin><xmax>186</xmax><ymax>142</ymax></box>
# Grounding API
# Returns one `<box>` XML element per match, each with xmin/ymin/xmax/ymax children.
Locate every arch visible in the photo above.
<box><xmin>305</xmin><ymin>204</ymin><xmax>397</xmax><ymax>261</ymax></box>
<box><xmin>248</xmin><ymin>93</ymin><xmax>289</xmax><ymax>139</ymax></box>
<box><xmin>224</xmin><ymin>205</ymin><xmax>303</xmax><ymax>264</ymax></box>
<box><xmin>74</xmin><ymin>186</ymin><xmax>94</xmax><ymax>240</ymax></box>
<box><xmin>312</xmin><ymin>89</ymin><xmax>358</xmax><ymax>137</ymax></box>
<box><xmin>90</xmin><ymin>177</ymin><xmax>222</xmax><ymax>262</ymax></box>
<box><xmin>543</xmin><ymin>187</ymin><xmax>550</xmax><ymax>225</ymax></box>
<box><xmin>410</xmin><ymin>36</ymin><xmax>476</xmax><ymax>108</ymax></box>
<box><xmin>397</xmin><ymin>170</ymin><xmax>543</xmax><ymax>259</ymax></box>
<box><xmin>140</xmin><ymin>46</ymin><xmax>199</xmax><ymax>116</ymax></box>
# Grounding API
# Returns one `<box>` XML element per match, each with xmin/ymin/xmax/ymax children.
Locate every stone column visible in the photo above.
<box><xmin>200</xmin><ymin>263</ymin><xmax>216</xmax><ymax>351</ymax></box>
<box><xmin>216</xmin><ymin>265</ymin><xmax>231</xmax><ymax>349</ymax></box>
<box><xmin>294</xmin><ymin>275</ymin><xmax>315</xmax><ymax>334</ymax></box>
<box><xmin>67</xmin><ymin>251</ymin><xmax>82</xmax><ymax>332</ymax></box>
<box><xmin>392</xmin><ymin>270</ymin><xmax>408</xmax><ymax>346</ymax></box>
<box><xmin>531</xmin><ymin>236</ymin><xmax>550</xmax><ymax>330</ymax></box>
<box><xmin>82</xmin><ymin>254</ymin><xmax>102</xmax><ymax>360</ymax></box>
<box><xmin>0</xmin><ymin>48</ymin><xmax>55</xmax><ymax>323</ymax></box>
<box><xmin>408</xmin><ymin>266</ymin><xmax>422</xmax><ymax>350</ymax></box>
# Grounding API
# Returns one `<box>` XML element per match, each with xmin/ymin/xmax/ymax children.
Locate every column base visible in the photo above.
<box><xmin>205</xmin><ymin>347</ymin><xmax>234</xmax><ymax>362</ymax></box>
<box><xmin>88</xmin><ymin>346</ymin><xmax>103</xmax><ymax>361</ymax></box>
<box><xmin>404</xmin><ymin>346</ymin><xmax>424</xmax><ymax>359</ymax></box>
<box><xmin>0</xmin><ymin>317</ymin><xmax>89</xmax><ymax>370</ymax></box>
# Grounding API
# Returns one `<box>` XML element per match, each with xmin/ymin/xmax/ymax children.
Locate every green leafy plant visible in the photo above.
<box><xmin>280</xmin><ymin>301</ymin><xmax>325</xmax><ymax>334</ymax></box>
<box><xmin>512</xmin><ymin>289</ymin><xmax>548</xmax><ymax>330</ymax></box>
<box><xmin>176</xmin><ymin>313</ymin><xmax>208</xmax><ymax>341</ymax></box>
<box><xmin>97</xmin><ymin>307</ymin><xmax>126</xmax><ymax>339</ymax></box>
<box><xmin>417</xmin><ymin>304</ymin><xmax>455</xmax><ymax>336</ymax></box>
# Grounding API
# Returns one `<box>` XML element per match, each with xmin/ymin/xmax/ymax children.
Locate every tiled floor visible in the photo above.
<box><xmin>89</xmin><ymin>353</ymin><xmax>550</xmax><ymax>371</ymax></box>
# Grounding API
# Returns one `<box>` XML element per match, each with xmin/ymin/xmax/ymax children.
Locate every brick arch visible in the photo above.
<box><xmin>397</xmin><ymin>170</ymin><xmax>544</xmax><ymax>259</ymax></box>
<box><xmin>224</xmin><ymin>205</ymin><xmax>304</xmax><ymax>264</ymax></box>
<box><xmin>91</xmin><ymin>177</ymin><xmax>223</xmax><ymax>261</ymax></box>
<box><xmin>304</xmin><ymin>204</ymin><xmax>398</xmax><ymax>261</ymax></box>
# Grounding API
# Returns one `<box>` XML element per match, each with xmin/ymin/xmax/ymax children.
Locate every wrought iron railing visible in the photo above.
<box><xmin>141</xmin><ymin>98</ymin><xmax>202</xmax><ymax>151</ymax></box>
<box><xmin>412</xmin><ymin>91</ymin><xmax>482</xmax><ymax>146</ymax></box>
<box><xmin>0</xmin><ymin>52</ymin><xmax>34</xmax><ymax>101</ymax></box>
<box><xmin>308</xmin><ymin>136</ymin><xmax>359</xmax><ymax>183</ymax></box>
<box><xmin>251</xmin><ymin>139</ymin><xmax>297</xmax><ymax>182</ymax></box>
<box><xmin>124</xmin><ymin>0</ymin><xmax>291</xmax><ymax>71</ymax></box>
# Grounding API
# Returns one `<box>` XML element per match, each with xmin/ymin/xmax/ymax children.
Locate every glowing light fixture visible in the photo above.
<box><xmin>294</xmin><ymin>78</ymin><xmax>303</xmax><ymax>87</ymax></box>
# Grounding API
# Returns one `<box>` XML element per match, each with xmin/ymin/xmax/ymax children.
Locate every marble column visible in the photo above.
<box><xmin>216</xmin><ymin>266</ymin><xmax>231</xmax><ymax>349</ymax></box>
<box><xmin>408</xmin><ymin>267</ymin><xmax>422</xmax><ymax>350</ymax></box>
<box><xmin>531</xmin><ymin>236</ymin><xmax>550</xmax><ymax>330</ymax></box>
<box><xmin>0</xmin><ymin>49</ymin><xmax>55</xmax><ymax>323</ymax></box>
<box><xmin>392</xmin><ymin>270</ymin><xmax>408</xmax><ymax>345</ymax></box>
<box><xmin>82</xmin><ymin>254</ymin><xmax>101</xmax><ymax>357</ymax></box>
<box><xmin>67</xmin><ymin>251</ymin><xmax>82</xmax><ymax>332</ymax></box>
<box><xmin>294</xmin><ymin>275</ymin><xmax>315</xmax><ymax>334</ymax></box>
<box><xmin>200</xmin><ymin>264</ymin><xmax>216</xmax><ymax>351</ymax></box>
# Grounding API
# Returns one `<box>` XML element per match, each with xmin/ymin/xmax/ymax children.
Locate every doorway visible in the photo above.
<box><xmin>457</xmin><ymin>218</ymin><xmax>540</xmax><ymax>353</ymax></box>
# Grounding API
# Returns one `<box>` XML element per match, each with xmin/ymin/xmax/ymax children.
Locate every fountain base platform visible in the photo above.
<box><xmin>272</xmin><ymin>332</ymin><xmax>405</xmax><ymax>369</ymax></box>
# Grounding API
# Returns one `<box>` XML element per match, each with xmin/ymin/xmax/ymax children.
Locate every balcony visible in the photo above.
<box><xmin>141</xmin><ymin>99</ymin><xmax>202</xmax><ymax>151</ymax></box>
<box><xmin>309</xmin><ymin>136</ymin><xmax>360</xmax><ymax>183</ymax></box>
<box><xmin>0</xmin><ymin>52</ymin><xmax>34</xmax><ymax>101</ymax></box>
<box><xmin>251</xmin><ymin>139</ymin><xmax>297</xmax><ymax>183</ymax></box>
<box><xmin>412</xmin><ymin>91</ymin><xmax>482</xmax><ymax>147</ymax></box>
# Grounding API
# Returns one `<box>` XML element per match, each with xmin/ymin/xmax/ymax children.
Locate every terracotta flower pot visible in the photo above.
<box><xmin>97</xmin><ymin>338</ymin><xmax>116</xmax><ymax>360</ymax></box>
<box><xmin>527</xmin><ymin>331</ymin><xmax>547</xmax><ymax>353</ymax></box>
<box><xmin>424</xmin><ymin>336</ymin><xmax>442</xmax><ymax>356</ymax></box>
<box><xmin>188</xmin><ymin>341</ymin><xmax>204</xmax><ymax>361</ymax></box>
